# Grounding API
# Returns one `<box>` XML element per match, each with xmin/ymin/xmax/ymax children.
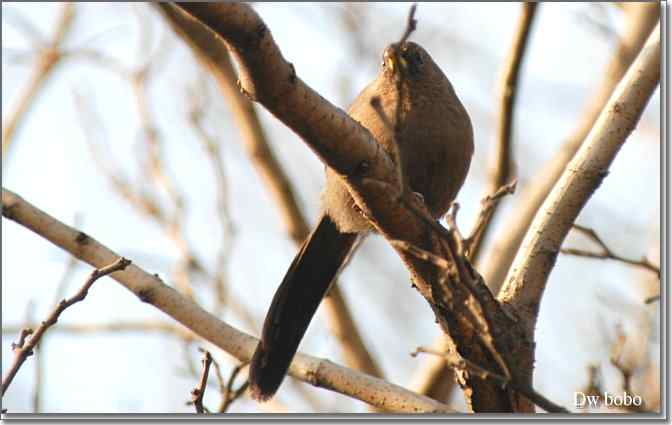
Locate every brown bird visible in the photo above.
<box><xmin>249</xmin><ymin>41</ymin><xmax>474</xmax><ymax>401</ymax></box>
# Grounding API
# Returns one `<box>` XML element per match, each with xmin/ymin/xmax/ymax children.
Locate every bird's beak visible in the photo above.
<box><xmin>383</xmin><ymin>46</ymin><xmax>408</xmax><ymax>76</ymax></box>
<box><xmin>383</xmin><ymin>48</ymin><xmax>396</xmax><ymax>73</ymax></box>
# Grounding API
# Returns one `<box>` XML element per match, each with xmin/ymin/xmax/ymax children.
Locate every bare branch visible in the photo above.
<box><xmin>1</xmin><ymin>257</ymin><xmax>131</xmax><ymax>396</ymax></box>
<box><xmin>190</xmin><ymin>350</ymin><xmax>213</xmax><ymax>414</ymax></box>
<box><xmin>562</xmin><ymin>224</ymin><xmax>660</xmax><ymax>278</ymax></box>
<box><xmin>73</xmin><ymin>90</ymin><xmax>166</xmax><ymax>222</ymax></box>
<box><xmin>464</xmin><ymin>181</ymin><xmax>517</xmax><ymax>259</ymax></box>
<box><xmin>499</xmin><ymin>22</ymin><xmax>660</xmax><ymax>333</ymax></box>
<box><xmin>398</xmin><ymin>3</ymin><xmax>418</xmax><ymax>45</ymax></box>
<box><xmin>218</xmin><ymin>362</ymin><xmax>249</xmax><ymax>413</ymax></box>
<box><xmin>186</xmin><ymin>86</ymin><xmax>235</xmax><ymax>317</ymax></box>
<box><xmin>644</xmin><ymin>295</ymin><xmax>659</xmax><ymax>304</ymax></box>
<box><xmin>3</xmin><ymin>321</ymin><xmax>191</xmax><ymax>337</ymax></box>
<box><xmin>480</xmin><ymin>3</ymin><xmax>660</xmax><ymax>295</ymax></box>
<box><xmin>391</xmin><ymin>188</ymin><xmax>530</xmax><ymax>411</ymax></box>
<box><xmin>156</xmin><ymin>3</ymin><xmax>309</xmax><ymax>242</ymax></box>
<box><xmin>411</xmin><ymin>347</ymin><xmax>569</xmax><ymax>413</ymax></box>
<box><xmin>405</xmin><ymin>181</ymin><xmax>515</xmax><ymax>402</ymax></box>
<box><xmin>469</xmin><ymin>3</ymin><xmax>538</xmax><ymax>263</ymax></box>
<box><xmin>1</xmin><ymin>188</ymin><xmax>454</xmax><ymax>413</ymax></box>
<box><xmin>390</xmin><ymin>240</ymin><xmax>451</xmax><ymax>269</ymax></box>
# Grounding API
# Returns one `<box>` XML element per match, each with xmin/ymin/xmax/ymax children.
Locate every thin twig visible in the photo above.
<box><xmin>644</xmin><ymin>294</ymin><xmax>659</xmax><ymax>304</ymax></box>
<box><xmin>469</xmin><ymin>3</ymin><xmax>538</xmax><ymax>264</ymax></box>
<box><xmin>388</xmin><ymin>3</ymin><xmax>419</xmax><ymax>189</ymax></box>
<box><xmin>390</xmin><ymin>240</ymin><xmax>451</xmax><ymax>269</ymax></box>
<box><xmin>218</xmin><ymin>362</ymin><xmax>249</xmax><ymax>413</ymax></box>
<box><xmin>191</xmin><ymin>349</ymin><xmax>213</xmax><ymax>414</ymax></box>
<box><xmin>21</xmin><ymin>301</ymin><xmax>42</xmax><ymax>413</ymax></box>
<box><xmin>411</xmin><ymin>346</ymin><xmax>569</xmax><ymax>413</ymax></box>
<box><xmin>0</xmin><ymin>257</ymin><xmax>131</xmax><ymax>396</ymax></box>
<box><xmin>73</xmin><ymin>90</ymin><xmax>166</xmax><ymax>222</ymax></box>
<box><xmin>398</xmin><ymin>3</ymin><xmax>417</xmax><ymax>45</ymax></box>
<box><xmin>209</xmin><ymin>355</ymin><xmax>228</xmax><ymax>398</ymax></box>
<box><xmin>562</xmin><ymin>224</ymin><xmax>661</xmax><ymax>278</ymax></box>
<box><xmin>607</xmin><ymin>327</ymin><xmax>652</xmax><ymax>413</ymax></box>
<box><xmin>187</xmin><ymin>84</ymin><xmax>235</xmax><ymax>317</ymax></box>
<box><xmin>464</xmin><ymin>180</ymin><xmax>517</xmax><ymax>259</ymax></box>
<box><xmin>578</xmin><ymin>328</ymin><xmax>653</xmax><ymax>413</ymax></box>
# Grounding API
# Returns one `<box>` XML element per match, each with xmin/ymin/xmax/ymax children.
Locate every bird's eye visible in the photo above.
<box><xmin>415</xmin><ymin>52</ymin><xmax>423</xmax><ymax>65</ymax></box>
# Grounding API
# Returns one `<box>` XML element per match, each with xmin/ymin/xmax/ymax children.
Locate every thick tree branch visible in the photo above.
<box><xmin>173</xmin><ymin>4</ymin><xmax>393</xmax><ymax>183</ymax></box>
<box><xmin>499</xmin><ymin>23</ymin><xmax>660</xmax><ymax>333</ymax></box>
<box><xmin>406</xmin><ymin>181</ymin><xmax>515</xmax><ymax>402</ymax></box>
<box><xmin>156</xmin><ymin>3</ymin><xmax>382</xmax><ymax>387</ymax></box>
<box><xmin>411</xmin><ymin>347</ymin><xmax>568</xmax><ymax>413</ymax></box>
<box><xmin>1</xmin><ymin>188</ymin><xmax>454</xmax><ymax>413</ymax></box>
<box><xmin>480</xmin><ymin>3</ymin><xmax>660</xmax><ymax>295</ymax></box>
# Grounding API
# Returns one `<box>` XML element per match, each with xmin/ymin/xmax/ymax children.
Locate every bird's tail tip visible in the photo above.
<box><xmin>248</xmin><ymin>345</ymin><xmax>284</xmax><ymax>402</ymax></box>
<box><xmin>249</xmin><ymin>383</ymin><xmax>273</xmax><ymax>402</ymax></box>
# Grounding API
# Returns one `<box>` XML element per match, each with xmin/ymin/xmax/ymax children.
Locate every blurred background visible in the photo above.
<box><xmin>1</xmin><ymin>2</ymin><xmax>661</xmax><ymax>414</ymax></box>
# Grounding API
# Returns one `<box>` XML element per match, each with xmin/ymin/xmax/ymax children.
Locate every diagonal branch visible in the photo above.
<box><xmin>1</xmin><ymin>188</ymin><xmax>454</xmax><ymax>413</ymax></box>
<box><xmin>480</xmin><ymin>3</ymin><xmax>660</xmax><ymax>295</ymax></box>
<box><xmin>499</xmin><ymin>19</ymin><xmax>660</xmax><ymax>336</ymax></box>
<box><xmin>190</xmin><ymin>349</ymin><xmax>213</xmax><ymax>414</ymax></box>
<box><xmin>1</xmin><ymin>257</ymin><xmax>131</xmax><ymax>396</ymax></box>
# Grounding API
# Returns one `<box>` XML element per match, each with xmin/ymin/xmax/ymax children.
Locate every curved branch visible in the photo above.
<box><xmin>498</xmin><ymin>22</ymin><xmax>660</xmax><ymax>332</ymax></box>
<box><xmin>481</xmin><ymin>3</ymin><xmax>660</xmax><ymax>295</ymax></box>
<box><xmin>1</xmin><ymin>188</ymin><xmax>453</xmax><ymax>414</ymax></box>
<box><xmin>174</xmin><ymin>4</ymin><xmax>393</xmax><ymax>183</ymax></box>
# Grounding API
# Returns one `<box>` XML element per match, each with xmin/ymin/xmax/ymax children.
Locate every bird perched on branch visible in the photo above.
<box><xmin>249</xmin><ymin>41</ymin><xmax>474</xmax><ymax>401</ymax></box>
